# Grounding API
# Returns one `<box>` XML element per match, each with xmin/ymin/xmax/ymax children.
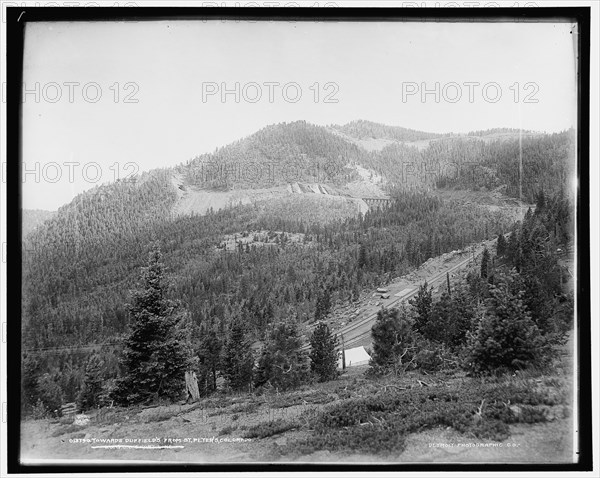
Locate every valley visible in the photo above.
<box><xmin>19</xmin><ymin>119</ymin><xmax>576</xmax><ymax>464</ymax></box>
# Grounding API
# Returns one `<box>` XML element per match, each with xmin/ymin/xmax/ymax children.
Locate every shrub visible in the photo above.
<box><xmin>218</xmin><ymin>425</ymin><xmax>237</xmax><ymax>436</ymax></box>
<box><xmin>243</xmin><ymin>419</ymin><xmax>296</xmax><ymax>439</ymax></box>
<box><xmin>273</xmin><ymin>376</ymin><xmax>565</xmax><ymax>458</ymax></box>
<box><xmin>36</xmin><ymin>373</ymin><xmax>64</xmax><ymax>417</ymax></box>
<box><xmin>31</xmin><ymin>398</ymin><xmax>48</xmax><ymax>420</ymax></box>
<box><xmin>413</xmin><ymin>337</ymin><xmax>450</xmax><ymax>372</ymax></box>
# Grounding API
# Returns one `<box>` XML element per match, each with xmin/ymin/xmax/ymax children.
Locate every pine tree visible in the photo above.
<box><xmin>22</xmin><ymin>354</ymin><xmax>41</xmax><ymax>411</ymax></box>
<box><xmin>314</xmin><ymin>287</ymin><xmax>332</xmax><ymax>322</ymax></box>
<box><xmin>535</xmin><ymin>189</ymin><xmax>546</xmax><ymax>212</ymax></box>
<box><xmin>409</xmin><ymin>281</ymin><xmax>433</xmax><ymax>334</ymax></box>
<box><xmin>221</xmin><ymin>322</ymin><xmax>254</xmax><ymax>392</ymax></box>
<box><xmin>309</xmin><ymin>322</ymin><xmax>339</xmax><ymax>382</ymax></box>
<box><xmin>480</xmin><ymin>247</ymin><xmax>490</xmax><ymax>279</ymax></box>
<box><xmin>465</xmin><ymin>270</ymin><xmax>545</xmax><ymax>373</ymax></box>
<box><xmin>424</xmin><ymin>289</ymin><xmax>474</xmax><ymax>349</ymax></box>
<box><xmin>36</xmin><ymin>372</ymin><xmax>64</xmax><ymax>417</ymax></box>
<box><xmin>358</xmin><ymin>243</ymin><xmax>368</xmax><ymax>269</ymax></box>
<box><xmin>196</xmin><ymin>327</ymin><xmax>222</xmax><ymax>396</ymax></box>
<box><xmin>370</xmin><ymin>306</ymin><xmax>416</xmax><ymax>376</ymax></box>
<box><xmin>77</xmin><ymin>354</ymin><xmax>104</xmax><ymax>411</ymax></box>
<box><xmin>507</xmin><ymin>228</ymin><xmax>522</xmax><ymax>272</ymax></box>
<box><xmin>113</xmin><ymin>247</ymin><xmax>194</xmax><ymax>405</ymax></box>
<box><xmin>496</xmin><ymin>234</ymin><xmax>507</xmax><ymax>257</ymax></box>
<box><xmin>255</xmin><ymin>321</ymin><xmax>309</xmax><ymax>391</ymax></box>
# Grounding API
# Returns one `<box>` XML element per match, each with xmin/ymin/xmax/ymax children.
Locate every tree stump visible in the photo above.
<box><xmin>185</xmin><ymin>371</ymin><xmax>200</xmax><ymax>402</ymax></box>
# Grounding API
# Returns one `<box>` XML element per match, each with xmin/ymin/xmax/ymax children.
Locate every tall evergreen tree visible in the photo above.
<box><xmin>409</xmin><ymin>281</ymin><xmax>433</xmax><ymax>334</ymax></box>
<box><xmin>196</xmin><ymin>327</ymin><xmax>222</xmax><ymax>396</ymax></box>
<box><xmin>507</xmin><ymin>228</ymin><xmax>521</xmax><ymax>272</ymax></box>
<box><xmin>358</xmin><ymin>243</ymin><xmax>368</xmax><ymax>269</ymax></box>
<box><xmin>424</xmin><ymin>289</ymin><xmax>475</xmax><ymax>349</ymax></box>
<box><xmin>496</xmin><ymin>234</ymin><xmax>507</xmax><ymax>257</ymax></box>
<box><xmin>465</xmin><ymin>270</ymin><xmax>545</xmax><ymax>373</ymax></box>
<box><xmin>255</xmin><ymin>321</ymin><xmax>309</xmax><ymax>391</ymax></box>
<box><xmin>22</xmin><ymin>354</ymin><xmax>41</xmax><ymax>411</ymax></box>
<box><xmin>113</xmin><ymin>247</ymin><xmax>194</xmax><ymax>405</ymax></box>
<box><xmin>370</xmin><ymin>306</ymin><xmax>416</xmax><ymax>376</ymax></box>
<box><xmin>480</xmin><ymin>247</ymin><xmax>490</xmax><ymax>279</ymax></box>
<box><xmin>36</xmin><ymin>372</ymin><xmax>64</xmax><ymax>417</ymax></box>
<box><xmin>221</xmin><ymin>322</ymin><xmax>254</xmax><ymax>392</ymax></box>
<box><xmin>314</xmin><ymin>286</ymin><xmax>332</xmax><ymax>322</ymax></box>
<box><xmin>309</xmin><ymin>322</ymin><xmax>339</xmax><ymax>382</ymax></box>
<box><xmin>76</xmin><ymin>354</ymin><xmax>105</xmax><ymax>411</ymax></box>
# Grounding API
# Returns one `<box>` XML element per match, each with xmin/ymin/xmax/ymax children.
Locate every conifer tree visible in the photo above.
<box><xmin>507</xmin><ymin>228</ymin><xmax>521</xmax><ymax>271</ymax></box>
<box><xmin>36</xmin><ymin>372</ymin><xmax>64</xmax><ymax>417</ymax></box>
<box><xmin>358</xmin><ymin>243</ymin><xmax>368</xmax><ymax>269</ymax></box>
<box><xmin>255</xmin><ymin>321</ymin><xmax>309</xmax><ymax>391</ymax></box>
<box><xmin>409</xmin><ymin>281</ymin><xmax>433</xmax><ymax>334</ymax></box>
<box><xmin>370</xmin><ymin>306</ymin><xmax>416</xmax><ymax>376</ymax></box>
<box><xmin>314</xmin><ymin>287</ymin><xmax>332</xmax><ymax>322</ymax></box>
<box><xmin>113</xmin><ymin>247</ymin><xmax>194</xmax><ymax>405</ymax></box>
<box><xmin>221</xmin><ymin>322</ymin><xmax>254</xmax><ymax>392</ymax></box>
<box><xmin>424</xmin><ymin>289</ymin><xmax>475</xmax><ymax>349</ymax></box>
<box><xmin>22</xmin><ymin>354</ymin><xmax>41</xmax><ymax>411</ymax></box>
<box><xmin>496</xmin><ymin>234</ymin><xmax>507</xmax><ymax>257</ymax></box>
<box><xmin>196</xmin><ymin>327</ymin><xmax>222</xmax><ymax>395</ymax></box>
<box><xmin>465</xmin><ymin>270</ymin><xmax>545</xmax><ymax>373</ymax></box>
<box><xmin>480</xmin><ymin>247</ymin><xmax>490</xmax><ymax>279</ymax></box>
<box><xmin>309</xmin><ymin>322</ymin><xmax>339</xmax><ymax>382</ymax></box>
<box><xmin>77</xmin><ymin>354</ymin><xmax>104</xmax><ymax>411</ymax></box>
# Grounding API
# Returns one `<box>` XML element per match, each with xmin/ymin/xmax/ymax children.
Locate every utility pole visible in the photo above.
<box><xmin>341</xmin><ymin>333</ymin><xmax>346</xmax><ymax>370</ymax></box>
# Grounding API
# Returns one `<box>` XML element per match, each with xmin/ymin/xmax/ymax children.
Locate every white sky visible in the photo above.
<box><xmin>21</xmin><ymin>20</ymin><xmax>577</xmax><ymax>210</ymax></box>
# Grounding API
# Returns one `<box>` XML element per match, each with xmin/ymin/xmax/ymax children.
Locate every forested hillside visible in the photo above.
<box><xmin>20</xmin><ymin>120</ymin><xmax>575</xmax><ymax>412</ymax></box>
<box><xmin>331</xmin><ymin>120</ymin><xmax>444</xmax><ymax>142</ymax></box>
<box><xmin>176</xmin><ymin>121</ymin><xmax>573</xmax><ymax>204</ymax></box>
<box><xmin>362</xmin><ymin>130</ymin><xmax>575</xmax><ymax>202</ymax></box>
<box><xmin>22</xmin><ymin>209</ymin><xmax>56</xmax><ymax>238</ymax></box>
<box><xmin>180</xmin><ymin>121</ymin><xmax>365</xmax><ymax>190</ymax></box>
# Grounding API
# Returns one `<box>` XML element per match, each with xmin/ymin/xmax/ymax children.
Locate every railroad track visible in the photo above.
<box><xmin>301</xmin><ymin>241</ymin><xmax>489</xmax><ymax>353</ymax></box>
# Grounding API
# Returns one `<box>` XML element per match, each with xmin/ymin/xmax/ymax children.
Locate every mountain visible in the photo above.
<box><xmin>328</xmin><ymin>120</ymin><xmax>445</xmax><ymax>152</ymax></box>
<box><xmin>170</xmin><ymin>121</ymin><xmax>569</xmax><ymax>217</ymax></box>
<box><xmin>19</xmin><ymin>119</ymin><xmax>576</xmax><ymax>409</ymax></box>
<box><xmin>21</xmin><ymin>120</ymin><xmax>574</xmax><ymax>350</ymax></box>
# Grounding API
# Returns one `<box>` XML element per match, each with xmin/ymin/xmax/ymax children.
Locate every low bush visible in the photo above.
<box><xmin>243</xmin><ymin>419</ymin><xmax>297</xmax><ymax>439</ymax></box>
<box><xmin>273</xmin><ymin>376</ymin><xmax>567</xmax><ymax>457</ymax></box>
<box><xmin>218</xmin><ymin>424</ymin><xmax>237</xmax><ymax>436</ymax></box>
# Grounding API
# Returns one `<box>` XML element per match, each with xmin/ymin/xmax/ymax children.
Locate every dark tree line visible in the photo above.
<box><xmin>371</xmin><ymin>191</ymin><xmax>573</xmax><ymax>376</ymax></box>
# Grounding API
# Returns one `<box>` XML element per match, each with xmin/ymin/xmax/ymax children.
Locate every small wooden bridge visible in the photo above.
<box><xmin>361</xmin><ymin>197</ymin><xmax>395</xmax><ymax>210</ymax></box>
